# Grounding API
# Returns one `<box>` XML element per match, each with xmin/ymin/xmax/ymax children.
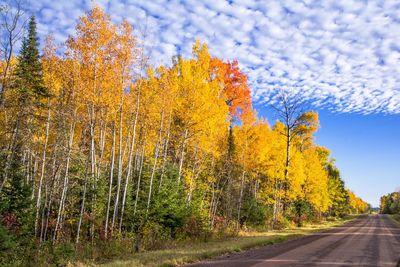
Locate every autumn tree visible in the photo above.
<box><xmin>326</xmin><ymin>161</ymin><xmax>349</xmax><ymax>217</ymax></box>
<box><xmin>347</xmin><ymin>190</ymin><xmax>369</xmax><ymax>214</ymax></box>
<box><xmin>380</xmin><ymin>192</ymin><xmax>400</xmax><ymax>214</ymax></box>
<box><xmin>272</xmin><ymin>90</ymin><xmax>318</xmax><ymax>213</ymax></box>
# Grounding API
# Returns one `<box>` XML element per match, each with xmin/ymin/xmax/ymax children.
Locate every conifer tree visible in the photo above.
<box><xmin>13</xmin><ymin>15</ymin><xmax>47</xmax><ymax>106</ymax></box>
<box><xmin>1</xmin><ymin>15</ymin><xmax>46</xmax><ymax>238</ymax></box>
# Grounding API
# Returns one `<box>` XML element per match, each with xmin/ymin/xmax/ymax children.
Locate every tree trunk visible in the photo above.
<box><xmin>283</xmin><ymin>130</ymin><xmax>291</xmax><ymax>212</ymax></box>
<box><xmin>34</xmin><ymin>107</ymin><xmax>51</xmax><ymax>238</ymax></box>
<box><xmin>159</xmin><ymin>112</ymin><xmax>172</xmax><ymax>188</ymax></box>
<box><xmin>145</xmin><ymin>111</ymin><xmax>164</xmax><ymax>216</ymax></box>
<box><xmin>105</xmin><ymin>124</ymin><xmax>116</xmax><ymax>239</ymax></box>
<box><xmin>118</xmin><ymin>87</ymin><xmax>141</xmax><ymax>232</ymax></box>
<box><xmin>53</xmin><ymin>118</ymin><xmax>76</xmax><ymax>241</ymax></box>
<box><xmin>111</xmin><ymin>105</ymin><xmax>124</xmax><ymax>234</ymax></box>
<box><xmin>236</xmin><ymin>169</ymin><xmax>246</xmax><ymax>231</ymax></box>
<box><xmin>76</xmin><ymin>158</ymin><xmax>90</xmax><ymax>244</ymax></box>
<box><xmin>43</xmin><ymin>156</ymin><xmax>59</xmax><ymax>241</ymax></box>
<box><xmin>187</xmin><ymin>145</ymin><xmax>199</xmax><ymax>205</ymax></box>
<box><xmin>178</xmin><ymin>128</ymin><xmax>188</xmax><ymax>182</ymax></box>
<box><xmin>134</xmin><ymin>141</ymin><xmax>146</xmax><ymax>215</ymax></box>
<box><xmin>89</xmin><ymin>107</ymin><xmax>97</xmax><ymax>241</ymax></box>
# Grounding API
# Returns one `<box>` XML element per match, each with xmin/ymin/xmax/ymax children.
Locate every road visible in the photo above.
<box><xmin>188</xmin><ymin>215</ymin><xmax>400</xmax><ymax>267</ymax></box>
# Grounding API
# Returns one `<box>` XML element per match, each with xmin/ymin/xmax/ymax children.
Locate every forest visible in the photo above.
<box><xmin>0</xmin><ymin>5</ymin><xmax>369</xmax><ymax>265</ymax></box>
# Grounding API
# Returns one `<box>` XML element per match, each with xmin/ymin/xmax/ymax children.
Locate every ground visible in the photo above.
<box><xmin>188</xmin><ymin>215</ymin><xmax>400</xmax><ymax>267</ymax></box>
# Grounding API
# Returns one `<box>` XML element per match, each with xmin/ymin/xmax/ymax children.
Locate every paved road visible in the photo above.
<box><xmin>189</xmin><ymin>215</ymin><xmax>400</xmax><ymax>267</ymax></box>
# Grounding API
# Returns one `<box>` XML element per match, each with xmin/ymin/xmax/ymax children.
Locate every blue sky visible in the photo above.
<box><xmin>314</xmin><ymin>111</ymin><xmax>400</xmax><ymax>207</ymax></box>
<box><xmin>21</xmin><ymin>0</ymin><xmax>400</xmax><ymax>205</ymax></box>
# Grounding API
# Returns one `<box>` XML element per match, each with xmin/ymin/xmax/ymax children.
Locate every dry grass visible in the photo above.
<box><xmin>388</xmin><ymin>214</ymin><xmax>400</xmax><ymax>225</ymax></box>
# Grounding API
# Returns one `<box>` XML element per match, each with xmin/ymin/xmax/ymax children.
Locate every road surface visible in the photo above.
<box><xmin>188</xmin><ymin>215</ymin><xmax>400</xmax><ymax>267</ymax></box>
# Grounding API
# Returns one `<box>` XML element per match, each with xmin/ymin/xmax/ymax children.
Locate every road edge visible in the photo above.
<box><xmin>182</xmin><ymin>215</ymin><xmax>361</xmax><ymax>267</ymax></box>
<box><xmin>387</xmin><ymin>214</ymin><xmax>400</xmax><ymax>226</ymax></box>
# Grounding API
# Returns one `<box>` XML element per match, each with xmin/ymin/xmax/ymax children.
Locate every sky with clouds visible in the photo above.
<box><xmin>21</xmin><ymin>0</ymin><xmax>400</xmax><ymax>205</ymax></box>
<box><xmin>30</xmin><ymin>0</ymin><xmax>400</xmax><ymax>114</ymax></box>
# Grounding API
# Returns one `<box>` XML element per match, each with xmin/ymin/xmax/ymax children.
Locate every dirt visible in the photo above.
<box><xmin>187</xmin><ymin>215</ymin><xmax>400</xmax><ymax>267</ymax></box>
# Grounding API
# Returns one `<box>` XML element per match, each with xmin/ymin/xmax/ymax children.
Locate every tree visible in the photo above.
<box><xmin>0</xmin><ymin>14</ymin><xmax>44</xmax><ymax>243</ymax></box>
<box><xmin>13</xmin><ymin>15</ymin><xmax>47</xmax><ymax>101</ymax></box>
<box><xmin>0</xmin><ymin>0</ymin><xmax>27</xmax><ymax>104</ymax></box>
<box><xmin>380</xmin><ymin>192</ymin><xmax>400</xmax><ymax>214</ymax></box>
<box><xmin>271</xmin><ymin>90</ymin><xmax>318</xmax><ymax>213</ymax></box>
<box><xmin>301</xmin><ymin>147</ymin><xmax>330</xmax><ymax>215</ymax></box>
<box><xmin>326</xmin><ymin>160</ymin><xmax>349</xmax><ymax>217</ymax></box>
<box><xmin>210</xmin><ymin>58</ymin><xmax>254</xmax><ymax>123</ymax></box>
<box><xmin>1</xmin><ymin>15</ymin><xmax>48</xmax><ymax>204</ymax></box>
<box><xmin>66</xmin><ymin>6</ymin><xmax>137</xmax><ymax>242</ymax></box>
<box><xmin>347</xmin><ymin>190</ymin><xmax>368</xmax><ymax>214</ymax></box>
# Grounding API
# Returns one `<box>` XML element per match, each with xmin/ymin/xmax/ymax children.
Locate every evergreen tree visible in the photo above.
<box><xmin>13</xmin><ymin>15</ymin><xmax>48</xmax><ymax>104</ymax></box>
<box><xmin>0</xmin><ymin>143</ymin><xmax>34</xmax><ymax>266</ymax></box>
<box><xmin>7</xmin><ymin>15</ymin><xmax>48</xmax><ymax>157</ymax></box>
<box><xmin>7</xmin><ymin>14</ymin><xmax>48</xmax><ymax>178</ymax></box>
<box><xmin>0</xmin><ymin>144</ymin><xmax>33</xmax><ymax>233</ymax></box>
<box><xmin>1</xmin><ymin>15</ymin><xmax>46</xmax><ymax>246</ymax></box>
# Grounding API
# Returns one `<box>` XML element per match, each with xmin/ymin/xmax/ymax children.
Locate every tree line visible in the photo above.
<box><xmin>380</xmin><ymin>192</ymin><xmax>400</xmax><ymax>214</ymax></box>
<box><xmin>0</xmin><ymin>5</ymin><xmax>369</xmax><ymax>265</ymax></box>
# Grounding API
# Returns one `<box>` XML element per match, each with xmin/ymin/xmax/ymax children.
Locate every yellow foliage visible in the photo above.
<box><xmin>302</xmin><ymin>148</ymin><xmax>330</xmax><ymax>212</ymax></box>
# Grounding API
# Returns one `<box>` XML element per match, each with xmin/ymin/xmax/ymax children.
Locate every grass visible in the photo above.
<box><xmin>388</xmin><ymin>214</ymin><xmax>400</xmax><ymax>225</ymax></box>
<box><xmin>80</xmin><ymin>217</ymin><xmax>356</xmax><ymax>267</ymax></box>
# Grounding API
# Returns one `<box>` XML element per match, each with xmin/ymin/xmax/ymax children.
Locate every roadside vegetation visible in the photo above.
<box><xmin>97</xmin><ymin>216</ymin><xmax>355</xmax><ymax>267</ymax></box>
<box><xmin>0</xmin><ymin>3</ymin><xmax>369</xmax><ymax>266</ymax></box>
<box><xmin>380</xmin><ymin>192</ymin><xmax>400</xmax><ymax>224</ymax></box>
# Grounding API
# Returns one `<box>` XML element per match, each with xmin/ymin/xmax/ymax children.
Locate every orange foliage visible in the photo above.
<box><xmin>210</xmin><ymin>58</ymin><xmax>254</xmax><ymax>123</ymax></box>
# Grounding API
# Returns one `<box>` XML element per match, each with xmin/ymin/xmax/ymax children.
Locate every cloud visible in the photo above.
<box><xmin>30</xmin><ymin>0</ymin><xmax>400</xmax><ymax>114</ymax></box>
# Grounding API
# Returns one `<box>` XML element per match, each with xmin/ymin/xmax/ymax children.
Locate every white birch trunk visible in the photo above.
<box><xmin>76</xmin><ymin>159</ymin><xmax>90</xmax><ymax>244</ymax></box>
<box><xmin>105</xmin><ymin>124</ymin><xmax>116</xmax><ymax>239</ymax></box>
<box><xmin>34</xmin><ymin>107</ymin><xmax>51</xmax><ymax>238</ymax></box>
<box><xmin>159</xmin><ymin>111</ymin><xmax>172</xmax><ymax>188</ymax></box>
<box><xmin>145</xmin><ymin>111</ymin><xmax>164</xmax><ymax>216</ymax></box>
<box><xmin>134</xmin><ymin>142</ymin><xmax>146</xmax><ymax>215</ymax></box>
<box><xmin>178</xmin><ymin>128</ymin><xmax>188</xmax><ymax>182</ymax></box>
<box><xmin>53</xmin><ymin>118</ymin><xmax>76</xmax><ymax>241</ymax></box>
<box><xmin>118</xmin><ymin>86</ymin><xmax>141</xmax><ymax>232</ymax></box>
<box><xmin>111</xmin><ymin>105</ymin><xmax>124</xmax><ymax>234</ymax></box>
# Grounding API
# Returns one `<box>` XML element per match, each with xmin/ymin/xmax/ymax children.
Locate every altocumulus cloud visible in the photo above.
<box><xmin>31</xmin><ymin>0</ymin><xmax>400</xmax><ymax>114</ymax></box>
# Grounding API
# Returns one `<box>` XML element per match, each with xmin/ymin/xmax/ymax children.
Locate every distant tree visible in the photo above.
<box><xmin>326</xmin><ymin>161</ymin><xmax>349</xmax><ymax>217</ymax></box>
<box><xmin>380</xmin><ymin>192</ymin><xmax>400</xmax><ymax>214</ymax></box>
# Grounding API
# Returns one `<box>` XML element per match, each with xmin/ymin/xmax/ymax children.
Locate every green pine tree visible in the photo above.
<box><xmin>0</xmin><ymin>15</ymin><xmax>46</xmax><ymax>248</ymax></box>
<box><xmin>7</xmin><ymin>15</ymin><xmax>48</xmax><ymax>157</ymax></box>
<box><xmin>14</xmin><ymin>15</ymin><xmax>48</xmax><ymax>105</ymax></box>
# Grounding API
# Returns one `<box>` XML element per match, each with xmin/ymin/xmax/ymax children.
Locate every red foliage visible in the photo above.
<box><xmin>212</xmin><ymin>215</ymin><xmax>226</xmax><ymax>230</ymax></box>
<box><xmin>210</xmin><ymin>58</ymin><xmax>254</xmax><ymax>123</ymax></box>
<box><xmin>184</xmin><ymin>216</ymin><xmax>201</xmax><ymax>238</ymax></box>
<box><xmin>1</xmin><ymin>213</ymin><xmax>18</xmax><ymax>229</ymax></box>
<box><xmin>98</xmin><ymin>227</ymin><xmax>107</xmax><ymax>241</ymax></box>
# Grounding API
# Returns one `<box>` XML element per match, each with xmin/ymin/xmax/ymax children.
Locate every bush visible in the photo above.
<box><xmin>291</xmin><ymin>200</ymin><xmax>313</xmax><ymax>227</ymax></box>
<box><xmin>273</xmin><ymin>213</ymin><xmax>292</xmax><ymax>230</ymax></box>
<box><xmin>241</xmin><ymin>198</ymin><xmax>267</xmax><ymax>227</ymax></box>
